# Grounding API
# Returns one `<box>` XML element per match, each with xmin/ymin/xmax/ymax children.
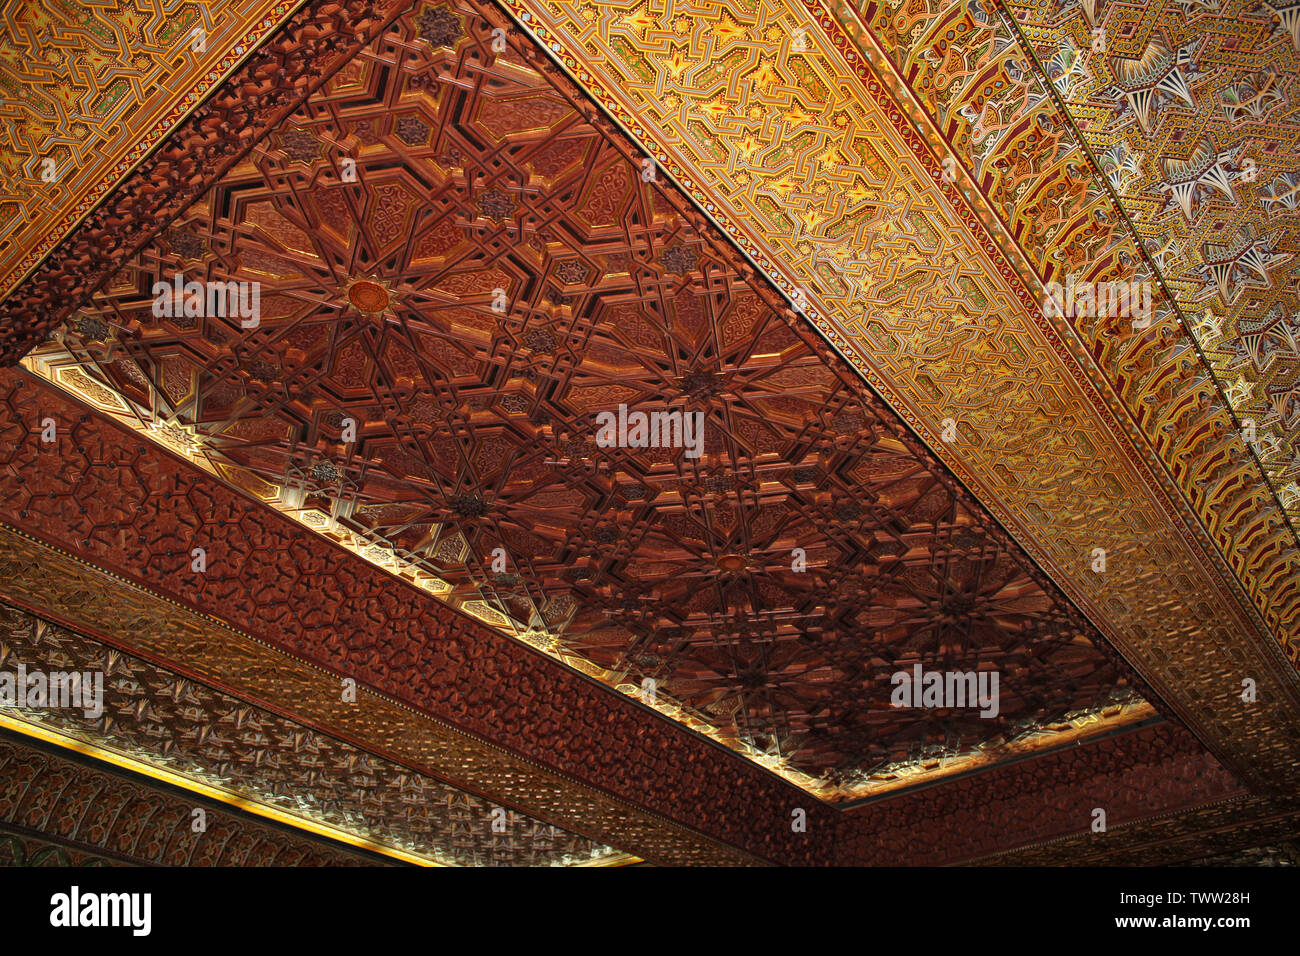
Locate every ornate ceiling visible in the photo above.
<box><xmin>0</xmin><ymin>0</ymin><xmax>302</xmax><ymax>296</ymax></box>
<box><xmin>0</xmin><ymin>601</ymin><xmax>627</xmax><ymax>865</ymax></box>
<box><xmin>494</xmin><ymin>0</ymin><xmax>1300</xmax><ymax>791</ymax></box>
<box><xmin>1004</xmin><ymin>0</ymin><xmax>1300</xmax><ymax>531</ymax></box>
<box><xmin>18</xmin><ymin>0</ymin><xmax>1157</xmax><ymax>801</ymax></box>
<box><xmin>0</xmin><ymin>0</ymin><xmax>1297</xmax><ymax>866</ymax></box>
<box><xmin>830</xmin><ymin>0</ymin><xmax>1300</xmax><ymax>604</ymax></box>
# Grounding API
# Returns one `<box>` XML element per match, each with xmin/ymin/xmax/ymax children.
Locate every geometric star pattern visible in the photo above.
<box><xmin>23</xmin><ymin>1</ymin><xmax>1151</xmax><ymax>801</ymax></box>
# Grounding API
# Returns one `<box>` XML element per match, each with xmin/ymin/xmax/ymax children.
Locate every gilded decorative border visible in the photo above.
<box><xmin>0</xmin><ymin>731</ymin><xmax>380</xmax><ymax>866</ymax></box>
<box><xmin>0</xmin><ymin>604</ymin><xmax>630</xmax><ymax>867</ymax></box>
<box><xmin>0</xmin><ymin>519</ymin><xmax>760</xmax><ymax>866</ymax></box>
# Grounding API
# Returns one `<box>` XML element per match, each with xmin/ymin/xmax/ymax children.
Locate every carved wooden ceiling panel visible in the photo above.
<box><xmin>486</xmin><ymin>0</ymin><xmax>1300</xmax><ymax>795</ymax></box>
<box><xmin>20</xmin><ymin>0</ymin><xmax>1157</xmax><ymax>802</ymax></box>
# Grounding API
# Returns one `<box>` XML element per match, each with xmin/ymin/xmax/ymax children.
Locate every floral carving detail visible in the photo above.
<box><xmin>278</xmin><ymin>127</ymin><xmax>320</xmax><ymax>163</ymax></box>
<box><xmin>417</xmin><ymin>6</ymin><xmax>462</xmax><ymax>48</ymax></box>
<box><xmin>74</xmin><ymin>315</ymin><xmax>109</xmax><ymax>341</ymax></box>
<box><xmin>679</xmin><ymin>368</ymin><xmax>722</xmax><ymax>396</ymax></box>
<box><xmin>833</xmin><ymin>411</ymin><xmax>865</xmax><ymax>434</ymax></box>
<box><xmin>312</xmin><ymin>461</ymin><xmax>340</xmax><ymax>483</ymax></box>
<box><xmin>165</xmin><ymin>228</ymin><xmax>209</xmax><ymax>262</ymax></box>
<box><xmin>395</xmin><ymin>116</ymin><xmax>431</xmax><ymax>145</ymax></box>
<box><xmin>704</xmin><ymin>474</ymin><xmax>734</xmax><ymax>494</ymax></box>
<box><xmin>451</xmin><ymin>493</ymin><xmax>486</xmax><ymax>518</ymax></box>
<box><xmin>476</xmin><ymin>188</ymin><xmax>514</xmax><ymax>221</ymax></box>
<box><xmin>835</xmin><ymin>501</ymin><xmax>863</xmax><ymax>521</ymax></box>
<box><xmin>554</xmin><ymin>260</ymin><xmax>590</xmax><ymax>284</ymax></box>
<box><xmin>523</xmin><ymin>328</ymin><xmax>557</xmax><ymax>353</ymax></box>
<box><xmin>247</xmin><ymin>360</ymin><xmax>278</xmax><ymax>383</ymax></box>
<box><xmin>660</xmin><ymin>244</ymin><xmax>697</xmax><ymax>274</ymax></box>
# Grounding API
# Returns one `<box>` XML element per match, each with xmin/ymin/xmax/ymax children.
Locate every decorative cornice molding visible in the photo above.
<box><xmin>0</xmin><ymin>730</ymin><xmax>381</xmax><ymax>866</ymax></box>
<box><xmin>0</xmin><ymin>602</ymin><xmax>629</xmax><ymax>867</ymax></box>
<box><xmin>966</xmin><ymin>794</ymin><xmax>1300</xmax><ymax>866</ymax></box>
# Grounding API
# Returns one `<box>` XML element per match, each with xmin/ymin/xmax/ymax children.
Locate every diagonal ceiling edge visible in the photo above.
<box><xmin>989</xmin><ymin>0</ymin><xmax>1300</xmax><ymax>541</ymax></box>
<box><xmin>0</xmin><ymin>0</ymin><xmax>419</xmax><ymax>358</ymax></box>
<box><xmin>828</xmin><ymin>0</ymin><xmax>1300</xmax><ymax>562</ymax></box>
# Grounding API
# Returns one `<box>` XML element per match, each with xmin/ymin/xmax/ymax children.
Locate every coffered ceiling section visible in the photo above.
<box><xmin>23</xmin><ymin>0</ymin><xmax>1153</xmax><ymax>802</ymax></box>
<box><xmin>0</xmin><ymin>0</ymin><xmax>302</xmax><ymax>296</ymax></box>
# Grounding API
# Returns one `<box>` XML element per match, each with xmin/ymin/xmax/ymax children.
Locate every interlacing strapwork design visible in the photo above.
<box><xmin>479</xmin><ymin>0</ymin><xmax>1300</xmax><ymax>794</ymax></box>
<box><xmin>0</xmin><ymin>0</ymin><xmax>299</xmax><ymax>295</ymax></box>
<box><xmin>1005</xmin><ymin>0</ymin><xmax>1300</xmax><ymax>528</ymax></box>
<box><xmin>829</xmin><ymin>0</ymin><xmax>1300</xmax><ymax>646</ymax></box>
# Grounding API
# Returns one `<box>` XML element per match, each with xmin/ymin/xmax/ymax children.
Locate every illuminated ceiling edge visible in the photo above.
<box><xmin>0</xmin><ymin>352</ymin><xmax>1162</xmax><ymax>803</ymax></box>
<box><xmin>21</xmin><ymin>326</ymin><xmax>1164</xmax><ymax>800</ymax></box>
<box><xmin>0</xmin><ymin>515</ymin><xmax>1234</xmax><ymax>864</ymax></box>
<box><xmin>0</xmin><ymin>714</ymin><xmax>436</xmax><ymax>866</ymax></box>
<box><xmin>0</xmin><ymin>518</ymin><xmax>763</xmax><ymax>865</ymax></box>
